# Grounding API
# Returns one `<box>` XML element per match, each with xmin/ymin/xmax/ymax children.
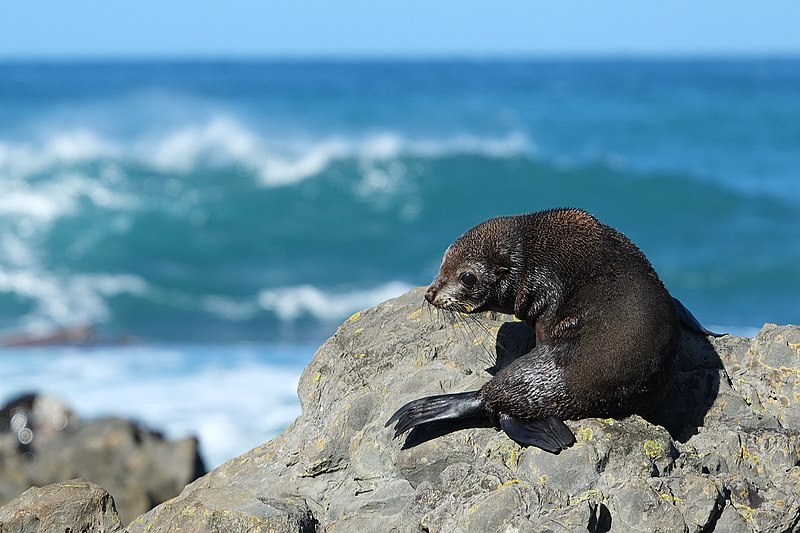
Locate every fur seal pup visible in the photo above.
<box><xmin>386</xmin><ymin>208</ymin><xmax>718</xmax><ymax>453</ymax></box>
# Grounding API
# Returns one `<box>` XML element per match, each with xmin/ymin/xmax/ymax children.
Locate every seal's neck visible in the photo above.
<box><xmin>511</xmin><ymin>265</ymin><xmax>565</xmax><ymax>326</ymax></box>
<box><xmin>505</xmin><ymin>223</ymin><xmax>569</xmax><ymax>326</ymax></box>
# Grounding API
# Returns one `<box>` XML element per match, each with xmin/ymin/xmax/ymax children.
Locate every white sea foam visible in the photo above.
<box><xmin>139</xmin><ymin>117</ymin><xmax>534</xmax><ymax>187</ymax></box>
<box><xmin>255</xmin><ymin>130</ymin><xmax>533</xmax><ymax>187</ymax></box>
<box><xmin>199</xmin><ymin>281</ymin><xmax>416</xmax><ymax>323</ymax></box>
<box><xmin>201</xmin><ymin>295</ymin><xmax>260</xmax><ymax>321</ymax></box>
<box><xmin>0</xmin><ymin>171</ymin><xmax>139</xmax><ymax>231</ymax></box>
<box><xmin>0</xmin><ymin>129</ymin><xmax>118</xmax><ymax>180</ymax></box>
<box><xmin>0</xmin><ymin>343</ymin><xmax>309</xmax><ymax>467</ymax></box>
<box><xmin>0</xmin><ymin>268</ymin><xmax>149</xmax><ymax>335</ymax></box>
<box><xmin>0</xmin><ymin>116</ymin><xmax>534</xmax><ymax>189</ymax></box>
<box><xmin>149</xmin><ymin>117</ymin><xmax>261</xmax><ymax>172</ymax></box>
<box><xmin>257</xmin><ymin>281</ymin><xmax>414</xmax><ymax>321</ymax></box>
<box><xmin>257</xmin><ymin>137</ymin><xmax>352</xmax><ymax>186</ymax></box>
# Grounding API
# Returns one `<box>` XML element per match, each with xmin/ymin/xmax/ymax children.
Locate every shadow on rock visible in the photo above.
<box><xmin>487</xmin><ymin>320</ymin><xmax>538</xmax><ymax>375</ymax></box>
<box><xmin>648</xmin><ymin>330</ymin><xmax>722</xmax><ymax>443</ymax></box>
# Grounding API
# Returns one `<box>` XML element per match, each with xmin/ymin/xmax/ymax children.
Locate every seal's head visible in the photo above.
<box><xmin>425</xmin><ymin>217</ymin><xmax>517</xmax><ymax>314</ymax></box>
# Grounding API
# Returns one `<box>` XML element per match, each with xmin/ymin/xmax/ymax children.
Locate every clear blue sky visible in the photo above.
<box><xmin>2</xmin><ymin>1</ymin><xmax>799</xmax><ymax>58</ymax></box>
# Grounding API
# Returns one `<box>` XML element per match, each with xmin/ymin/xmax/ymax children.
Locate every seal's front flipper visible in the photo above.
<box><xmin>402</xmin><ymin>416</ymin><xmax>495</xmax><ymax>449</ymax></box>
<box><xmin>385</xmin><ymin>391</ymin><xmax>484</xmax><ymax>438</ymax></box>
<box><xmin>672</xmin><ymin>297</ymin><xmax>724</xmax><ymax>337</ymax></box>
<box><xmin>499</xmin><ymin>414</ymin><xmax>575</xmax><ymax>454</ymax></box>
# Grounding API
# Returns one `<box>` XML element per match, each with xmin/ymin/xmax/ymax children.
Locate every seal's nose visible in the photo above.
<box><xmin>424</xmin><ymin>286</ymin><xmax>436</xmax><ymax>304</ymax></box>
<box><xmin>426</xmin><ymin>274</ymin><xmax>446</xmax><ymax>305</ymax></box>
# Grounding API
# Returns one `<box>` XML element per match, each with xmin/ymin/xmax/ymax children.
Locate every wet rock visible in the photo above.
<box><xmin>0</xmin><ymin>393</ymin><xmax>206</xmax><ymax>524</ymax></box>
<box><xmin>0</xmin><ymin>479</ymin><xmax>123</xmax><ymax>533</ymax></box>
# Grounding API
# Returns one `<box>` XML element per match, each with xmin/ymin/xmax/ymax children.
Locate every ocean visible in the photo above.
<box><xmin>1</xmin><ymin>59</ymin><xmax>798</xmax><ymax>467</ymax></box>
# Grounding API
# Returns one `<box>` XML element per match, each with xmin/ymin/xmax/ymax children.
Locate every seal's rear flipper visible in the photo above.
<box><xmin>499</xmin><ymin>414</ymin><xmax>575</xmax><ymax>454</ymax></box>
<box><xmin>672</xmin><ymin>297</ymin><xmax>724</xmax><ymax>337</ymax></box>
<box><xmin>385</xmin><ymin>391</ymin><xmax>485</xmax><ymax>438</ymax></box>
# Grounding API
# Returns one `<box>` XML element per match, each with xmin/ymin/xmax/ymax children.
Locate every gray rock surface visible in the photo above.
<box><xmin>126</xmin><ymin>288</ymin><xmax>800</xmax><ymax>532</ymax></box>
<box><xmin>0</xmin><ymin>393</ymin><xmax>206</xmax><ymax>524</ymax></box>
<box><xmin>0</xmin><ymin>479</ymin><xmax>123</xmax><ymax>533</ymax></box>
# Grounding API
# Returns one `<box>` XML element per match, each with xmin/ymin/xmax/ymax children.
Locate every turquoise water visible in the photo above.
<box><xmin>1</xmin><ymin>60</ymin><xmax>797</xmax><ymax>341</ymax></box>
<box><xmin>0</xmin><ymin>59</ymin><xmax>797</xmax><ymax>465</ymax></box>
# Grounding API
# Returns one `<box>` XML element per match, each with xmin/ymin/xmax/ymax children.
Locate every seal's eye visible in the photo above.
<box><xmin>459</xmin><ymin>271</ymin><xmax>478</xmax><ymax>289</ymax></box>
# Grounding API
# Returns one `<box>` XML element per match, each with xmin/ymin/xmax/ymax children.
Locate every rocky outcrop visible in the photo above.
<box><xmin>0</xmin><ymin>479</ymin><xmax>123</xmax><ymax>533</ymax></box>
<box><xmin>0</xmin><ymin>393</ymin><xmax>206</xmax><ymax>524</ymax></box>
<box><xmin>125</xmin><ymin>288</ymin><xmax>800</xmax><ymax>533</ymax></box>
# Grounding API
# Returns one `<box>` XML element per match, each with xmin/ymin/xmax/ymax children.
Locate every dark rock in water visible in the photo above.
<box><xmin>0</xmin><ymin>393</ymin><xmax>206</xmax><ymax>524</ymax></box>
<box><xmin>7</xmin><ymin>289</ymin><xmax>800</xmax><ymax>532</ymax></box>
<box><xmin>1</xmin><ymin>325</ymin><xmax>98</xmax><ymax>347</ymax></box>
<box><xmin>0</xmin><ymin>479</ymin><xmax>124</xmax><ymax>533</ymax></box>
<box><xmin>1</xmin><ymin>325</ymin><xmax>137</xmax><ymax>347</ymax></box>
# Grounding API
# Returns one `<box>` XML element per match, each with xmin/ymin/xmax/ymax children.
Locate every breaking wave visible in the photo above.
<box><xmin>255</xmin><ymin>281</ymin><xmax>414</xmax><ymax>321</ymax></box>
<box><xmin>0</xmin><ymin>116</ymin><xmax>534</xmax><ymax>188</ymax></box>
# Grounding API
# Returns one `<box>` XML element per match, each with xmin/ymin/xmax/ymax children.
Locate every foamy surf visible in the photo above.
<box><xmin>256</xmin><ymin>281</ymin><xmax>414</xmax><ymax>321</ymax></box>
<box><xmin>0</xmin><ymin>343</ymin><xmax>310</xmax><ymax>468</ymax></box>
<box><xmin>0</xmin><ymin>274</ymin><xmax>413</xmax><ymax>341</ymax></box>
<box><xmin>0</xmin><ymin>267</ymin><xmax>149</xmax><ymax>336</ymax></box>
<box><xmin>197</xmin><ymin>281</ymin><xmax>416</xmax><ymax>323</ymax></box>
<box><xmin>0</xmin><ymin>117</ymin><xmax>534</xmax><ymax>188</ymax></box>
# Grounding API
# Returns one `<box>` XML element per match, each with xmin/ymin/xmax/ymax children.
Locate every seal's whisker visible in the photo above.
<box><xmin>473</xmin><ymin>314</ymin><xmax>512</xmax><ymax>360</ymax></box>
<box><xmin>448</xmin><ymin>310</ymin><xmax>476</xmax><ymax>354</ymax></box>
<box><xmin>420</xmin><ymin>300</ymin><xmax>431</xmax><ymax>323</ymax></box>
<box><xmin>461</xmin><ymin>313</ymin><xmax>500</xmax><ymax>367</ymax></box>
<box><xmin>447</xmin><ymin>310</ymin><xmax>488</xmax><ymax>367</ymax></box>
<box><xmin>449</xmin><ymin>310</ymin><xmax>469</xmax><ymax>342</ymax></box>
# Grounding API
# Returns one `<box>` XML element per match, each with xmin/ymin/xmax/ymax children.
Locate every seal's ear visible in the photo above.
<box><xmin>495</xmin><ymin>266</ymin><xmax>510</xmax><ymax>277</ymax></box>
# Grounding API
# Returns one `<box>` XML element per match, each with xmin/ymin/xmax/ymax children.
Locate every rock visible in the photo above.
<box><xmin>0</xmin><ymin>393</ymin><xmax>206</xmax><ymax>524</ymax></box>
<box><xmin>0</xmin><ymin>479</ymin><xmax>124</xmax><ymax>533</ymax></box>
<box><xmin>13</xmin><ymin>289</ymin><xmax>800</xmax><ymax>532</ymax></box>
<box><xmin>124</xmin><ymin>288</ymin><xmax>800</xmax><ymax>532</ymax></box>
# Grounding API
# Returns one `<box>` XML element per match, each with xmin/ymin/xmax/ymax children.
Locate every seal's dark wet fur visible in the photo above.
<box><xmin>387</xmin><ymin>208</ymin><xmax>709</xmax><ymax>453</ymax></box>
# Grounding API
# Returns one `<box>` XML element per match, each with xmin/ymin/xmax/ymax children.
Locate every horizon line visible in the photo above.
<box><xmin>1</xmin><ymin>51</ymin><xmax>800</xmax><ymax>64</ymax></box>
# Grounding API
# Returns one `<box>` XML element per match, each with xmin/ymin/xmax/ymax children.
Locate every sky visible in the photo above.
<box><xmin>2</xmin><ymin>1</ymin><xmax>800</xmax><ymax>59</ymax></box>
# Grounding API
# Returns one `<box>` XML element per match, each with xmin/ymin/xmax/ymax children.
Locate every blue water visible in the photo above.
<box><xmin>1</xmin><ymin>59</ymin><xmax>798</xmax><ymax>466</ymax></box>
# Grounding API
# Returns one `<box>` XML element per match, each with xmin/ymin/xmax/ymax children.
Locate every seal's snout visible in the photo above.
<box><xmin>425</xmin><ymin>275</ymin><xmax>446</xmax><ymax>305</ymax></box>
<box><xmin>424</xmin><ymin>285</ymin><xmax>437</xmax><ymax>304</ymax></box>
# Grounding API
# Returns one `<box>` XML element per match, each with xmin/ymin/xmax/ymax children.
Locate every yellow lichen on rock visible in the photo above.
<box><xmin>643</xmin><ymin>440</ymin><xmax>664</xmax><ymax>459</ymax></box>
<box><xmin>659</xmin><ymin>492</ymin><xmax>684</xmax><ymax>506</ymax></box>
<box><xmin>573</xmin><ymin>488</ymin><xmax>604</xmax><ymax>504</ymax></box>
